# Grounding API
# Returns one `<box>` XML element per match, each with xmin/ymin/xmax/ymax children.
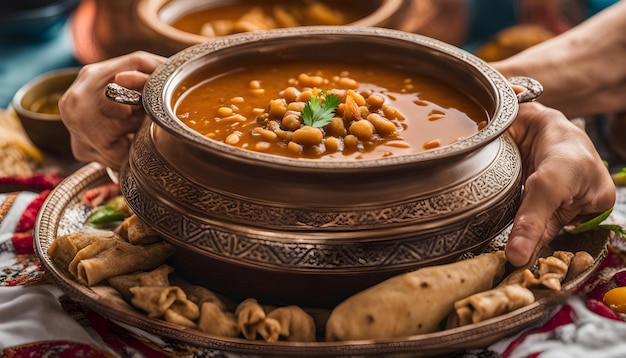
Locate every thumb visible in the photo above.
<box><xmin>506</xmin><ymin>178</ymin><xmax>561</xmax><ymax>267</ymax></box>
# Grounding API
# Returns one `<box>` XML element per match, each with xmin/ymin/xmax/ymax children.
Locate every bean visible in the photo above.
<box><xmin>297</xmin><ymin>90</ymin><xmax>313</xmax><ymax>102</ymax></box>
<box><xmin>255</xmin><ymin>141</ymin><xmax>271</xmax><ymax>151</ymax></box>
<box><xmin>249</xmin><ymin>80</ymin><xmax>262</xmax><ymax>89</ymax></box>
<box><xmin>346</xmin><ymin>90</ymin><xmax>366</xmax><ymax>106</ymax></box>
<box><xmin>225</xmin><ymin>132</ymin><xmax>241</xmax><ymax>145</ymax></box>
<box><xmin>423</xmin><ymin>139</ymin><xmax>442</xmax><ymax>150</ymax></box>
<box><xmin>287</xmin><ymin>141</ymin><xmax>303</xmax><ymax>154</ymax></box>
<box><xmin>217</xmin><ymin>106</ymin><xmax>233</xmax><ymax>117</ymax></box>
<box><xmin>366</xmin><ymin>94</ymin><xmax>385</xmax><ymax>109</ymax></box>
<box><xmin>367</xmin><ymin>113</ymin><xmax>397</xmax><ymax>137</ymax></box>
<box><xmin>287</xmin><ymin>101</ymin><xmax>305</xmax><ymax>112</ymax></box>
<box><xmin>249</xmin><ymin>88</ymin><xmax>265</xmax><ymax>96</ymax></box>
<box><xmin>349</xmin><ymin>120</ymin><xmax>374</xmax><ymax>140</ymax></box>
<box><xmin>292</xmin><ymin>126</ymin><xmax>323</xmax><ymax>146</ymax></box>
<box><xmin>216</xmin><ymin>114</ymin><xmax>247</xmax><ymax>123</ymax></box>
<box><xmin>252</xmin><ymin>127</ymin><xmax>278</xmax><ymax>141</ymax></box>
<box><xmin>382</xmin><ymin>104</ymin><xmax>405</xmax><ymax>121</ymax></box>
<box><xmin>344</xmin><ymin>134</ymin><xmax>359</xmax><ymax>149</ymax></box>
<box><xmin>281</xmin><ymin>87</ymin><xmax>301</xmax><ymax>103</ymax></box>
<box><xmin>268</xmin><ymin>98</ymin><xmax>287</xmax><ymax>119</ymax></box>
<box><xmin>338</xmin><ymin>77</ymin><xmax>358</xmax><ymax>89</ymax></box>
<box><xmin>325</xmin><ymin>117</ymin><xmax>347</xmax><ymax>137</ymax></box>
<box><xmin>324</xmin><ymin>136</ymin><xmax>342</xmax><ymax>152</ymax></box>
<box><xmin>281</xmin><ymin>111</ymin><xmax>302</xmax><ymax>131</ymax></box>
<box><xmin>231</xmin><ymin>96</ymin><xmax>245</xmax><ymax>104</ymax></box>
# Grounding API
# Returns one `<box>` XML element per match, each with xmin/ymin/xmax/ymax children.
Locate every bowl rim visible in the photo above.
<box><xmin>11</xmin><ymin>67</ymin><xmax>81</xmax><ymax>121</ymax></box>
<box><xmin>136</xmin><ymin>0</ymin><xmax>406</xmax><ymax>46</ymax></box>
<box><xmin>142</xmin><ymin>26</ymin><xmax>519</xmax><ymax>171</ymax></box>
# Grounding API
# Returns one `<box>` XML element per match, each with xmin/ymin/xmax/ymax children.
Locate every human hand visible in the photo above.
<box><xmin>505</xmin><ymin>102</ymin><xmax>616</xmax><ymax>267</ymax></box>
<box><xmin>59</xmin><ymin>51</ymin><xmax>166</xmax><ymax>170</ymax></box>
<box><xmin>492</xmin><ymin>1</ymin><xmax>626</xmax><ymax>118</ymax></box>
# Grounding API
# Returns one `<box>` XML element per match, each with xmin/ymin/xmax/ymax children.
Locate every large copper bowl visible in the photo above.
<box><xmin>113</xmin><ymin>27</ymin><xmax>541</xmax><ymax>307</ymax></box>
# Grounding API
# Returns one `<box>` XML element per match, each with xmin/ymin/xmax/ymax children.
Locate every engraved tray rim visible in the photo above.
<box><xmin>34</xmin><ymin>162</ymin><xmax>609</xmax><ymax>357</ymax></box>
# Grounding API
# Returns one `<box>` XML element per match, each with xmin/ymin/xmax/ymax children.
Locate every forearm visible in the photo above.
<box><xmin>493</xmin><ymin>1</ymin><xmax>626</xmax><ymax>117</ymax></box>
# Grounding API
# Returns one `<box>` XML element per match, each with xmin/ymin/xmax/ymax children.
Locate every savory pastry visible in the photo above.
<box><xmin>179</xmin><ymin>282</ymin><xmax>230</xmax><ymax>311</ymax></box>
<box><xmin>325</xmin><ymin>251</ymin><xmax>507</xmax><ymax>341</ymax></box>
<box><xmin>447</xmin><ymin>284</ymin><xmax>535</xmax><ymax>328</ymax></box>
<box><xmin>263</xmin><ymin>305</ymin><xmax>316</xmax><ymax>342</ymax></box>
<box><xmin>48</xmin><ymin>230</ymin><xmax>122</xmax><ymax>269</ymax></box>
<box><xmin>114</xmin><ymin>214</ymin><xmax>161</xmax><ymax>245</ymax></box>
<box><xmin>256</xmin><ymin>318</ymin><xmax>282</xmax><ymax>343</ymax></box>
<box><xmin>522</xmin><ymin>251</ymin><xmax>575</xmax><ymax>291</ymax></box>
<box><xmin>235</xmin><ymin>298</ymin><xmax>266</xmax><ymax>340</ymax></box>
<box><xmin>129</xmin><ymin>286</ymin><xmax>198</xmax><ymax>320</ymax></box>
<box><xmin>107</xmin><ymin>265</ymin><xmax>174</xmax><ymax>300</ymax></box>
<box><xmin>197</xmin><ymin>301</ymin><xmax>240</xmax><ymax>337</ymax></box>
<box><xmin>565</xmin><ymin>251</ymin><xmax>595</xmax><ymax>281</ymax></box>
<box><xmin>75</xmin><ymin>240</ymin><xmax>175</xmax><ymax>286</ymax></box>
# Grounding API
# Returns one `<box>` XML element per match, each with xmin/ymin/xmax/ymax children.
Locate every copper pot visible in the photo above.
<box><xmin>110</xmin><ymin>27</ymin><xmax>542</xmax><ymax>307</ymax></box>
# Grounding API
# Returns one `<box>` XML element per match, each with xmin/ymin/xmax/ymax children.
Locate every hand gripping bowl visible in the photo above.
<box><xmin>109</xmin><ymin>27</ymin><xmax>542</xmax><ymax>308</ymax></box>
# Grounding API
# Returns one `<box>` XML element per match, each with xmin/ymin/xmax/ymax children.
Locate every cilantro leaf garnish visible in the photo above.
<box><xmin>301</xmin><ymin>92</ymin><xmax>341</xmax><ymax>128</ymax></box>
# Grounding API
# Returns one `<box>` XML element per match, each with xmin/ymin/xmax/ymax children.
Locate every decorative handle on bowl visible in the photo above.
<box><xmin>105</xmin><ymin>83</ymin><xmax>143</xmax><ymax>105</ymax></box>
<box><xmin>508</xmin><ymin>76</ymin><xmax>543</xmax><ymax>103</ymax></box>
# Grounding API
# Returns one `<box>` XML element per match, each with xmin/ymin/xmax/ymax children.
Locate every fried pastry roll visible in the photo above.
<box><xmin>447</xmin><ymin>284</ymin><xmax>535</xmax><ymax>328</ymax></box>
<box><xmin>325</xmin><ymin>251</ymin><xmax>507</xmax><ymax>341</ymax></box>
<box><xmin>164</xmin><ymin>308</ymin><xmax>197</xmax><ymax>329</ymax></box>
<box><xmin>235</xmin><ymin>298</ymin><xmax>266</xmax><ymax>340</ymax></box>
<box><xmin>48</xmin><ymin>231</ymin><xmax>121</xmax><ymax>269</ymax></box>
<box><xmin>107</xmin><ymin>264</ymin><xmax>174</xmax><ymax>300</ymax></box>
<box><xmin>522</xmin><ymin>251</ymin><xmax>575</xmax><ymax>291</ymax></box>
<box><xmin>565</xmin><ymin>251</ymin><xmax>594</xmax><ymax>281</ymax></box>
<box><xmin>257</xmin><ymin>318</ymin><xmax>282</xmax><ymax>343</ymax></box>
<box><xmin>129</xmin><ymin>286</ymin><xmax>197</xmax><ymax>319</ymax></box>
<box><xmin>263</xmin><ymin>306</ymin><xmax>316</xmax><ymax>342</ymax></box>
<box><xmin>197</xmin><ymin>301</ymin><xmax>240</xmax><ymax>337</ymax></box>
<box><xmin>68</xmin><ymin>239</ymin><xmax>121</xmax><ymax>278</ymax></box>
<box><xmin>179</xmin><ymin>283</ymin><xmax>229</xmax><ymax>311</ymax></box>
<box><xmin>114</xmin><ymin>214</ymin><xmax>161</xmax><ymax>245</ymax></box>
<box><xmin>75</xmin><ymin>240</ymin><xmax>175</xmax><ymax>286</ymax></box>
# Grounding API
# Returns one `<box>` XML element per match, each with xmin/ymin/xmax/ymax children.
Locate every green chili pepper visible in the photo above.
<box><xmin>613</xmin><ymin>169</ymin><xmax>626</xmax><ymax>186</ymax></box>
<box><xmin>568</xmin><ymin>208</ymin><xmax>614</xmax><ymax>234</ymax></box>
<box><xmin>87</xmin><ymin>205</ymin><xmax>126</xmax><ymax>226</ymax></box>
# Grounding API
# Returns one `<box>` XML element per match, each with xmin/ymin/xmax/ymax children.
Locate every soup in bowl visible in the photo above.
<box><xmin>109</xmin><ymin>27</ymin><xmax>541</xmax><ymax>307</ymax></box>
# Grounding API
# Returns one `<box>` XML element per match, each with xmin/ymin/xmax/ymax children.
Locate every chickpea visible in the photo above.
<box><xmin>325</xmin><ymin>117</ymin><xmax>347</xmax><ymax>137</ymax></box>
<box><xmin>287</xmin><ymin>101</ymin><xmax>305</xmax><ymax>112</ymax></box>
<box><xmin>275</xmin><ymin>128</ymin><xmax>293</xmax><ymax>141</ymax></box>
<box><xmin>343</xmin><ymin>134</ymin><xmax>359</xmax><ymax>149</ymax></box>
<box><xmin>296</xmin><ymin>90</ymin><xmax>313</xmax><ymax>102</ymax></box>
<box><xmin>217</xmin><ymin>106</ymin><xmax>233</xmax><ymax>117</ymax></box>
<box><xmin>281</xmin><ymin>111</ymin><xmax>302</xmax><ymax>131</ymax></box>
<box><xmin>382</xmin><ymin>104</ymin><xmax>406</xmax><ymax>121</ymax></box>
<box><xmin>252</xmin><ymin>127</ymin><xmax>278</xmax><ymax>141</ymax></box>
<box><xmin>231</xmin><ymin>96</ymin><xmax>245</xmax><ymax>104</ymax></box>
<box><xmin>287</xmin><ymin>141</ymin><xmax>303</xmax><ymax>155</ymax></box>
<box><xmin>337</xmin><ymin>77</ymin><xmax>358</xmax><ymax>89</ymax></box>
<box><xmin>292</xmin><ymin>126</ymin><xmax>323</xmax><ymax>146</ymax></box>
<box><xmin>255</xmin><ymin>141</ymin><xmax>271</xmax><ymax>151</ymax></box>
<box><xmin>225</xmin><ymin>131</ymin><xmax>241</xmax><ymax>145</ymax></box>
<box><xmin>324</xmin><ymin>136</ymin><xmax>342</xmax><ymax>152</ymax></box>
<box><xmin>268</xmin><ymin>98</ymin><xmax>287</xmax><ymax>119</ymax></box>
<box><xmin>346</xmin><ymin>90</ymin><xmax>366</xmax><ymax>106</ymax></box>
<box><xmin>366</xmin><ymin>94</ymin><xmax>385</xmax><ymax>109</ymax></box>
<box><xmin>281</xmin><ymin>87</ymin><xmax>301</xmax><ymax>103</ymax></box>
<box><xmin>423</xmin><ymin>139</ymin><xmax>442</xmax><ymax>150</ymax></box>
<box><xmin>249</xmin><ymin>88</ymin><xmax>265</xmax><ymax>96</ymax></box>
<box><xmin>367</xmin><ymin>113</ymin><xmax>397</xmax><ymax>137</ymax></box>
<box><xmin>349</xmin><ymin>120</ymin><xmax>375</xmax><ymax>140</ymax></box>
<box><xmin>249</xmin><ymin>80</ymin><xmax>262</xmax><ymax>89</ymax></box>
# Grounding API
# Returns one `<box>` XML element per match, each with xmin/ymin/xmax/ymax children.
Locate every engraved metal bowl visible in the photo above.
<box><xmin>115</xmin><ymin>27</ymin><xmax>542</xmax><ymax>307</ymax></box>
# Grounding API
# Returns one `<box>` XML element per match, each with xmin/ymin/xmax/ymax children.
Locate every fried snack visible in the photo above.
<box><xmin>236</xmin><ymin>298</ymin><xmax>266</xmax><ymax>340</ymax></box>
<box><xmin>262</xmin><ymin>306</ymin><xmax>316</xmax><ymax>342</ymax></box>
<box><xmin>107</xmin><ymin>265</ymin><xmax>174</xmax><ymax>300</ymax></box>
<box><xmin>114</xmin><ymin>214</ymin><xmax>161</xmax><ymax>245</ymax></box>
<box><xmin>447</xmin><ymin>284</ymin><xmax>535</xmax><ymax>328</ymax></box>
<box><xmin>75</xmin><ymin>240</ymin><xmax>175</xmax><ymax>286</ymax></box>
<box><xmin>326</xmin><ymin>251</ymin><xmax>507</xmax><ymax>341</ymax></box>
<box><xmin>565</xmin><ymin>251</ymin><xmax>594</xmax><ymax>281</ymax></box>
<box><xmin>179</xmin><ymin>283</ymin><xmax>229</xmax><ymax>311</ymax></box>
<box><xmin>197</xmin><ymin>302</ymin><xmax>240</xmax><ymax>337</ymax></box>
<box><xmin>48</xmin><ymin>231</ymin><xmax>121</xmax><ymax>269</ymax></box>
<box><xmin>68</xmin><ymin>239</ymin><xmax>121</xmax><ymax>277</ymax></box>
<box><xmin>129</xmin><ymin>286</ymin><xmax>198</xmax><ymax>320</ymax></box>
<box><xmin>164</xmin><ymin>308</ymin><xmax>197</xmax><ymax>329</ymax></box>
<box><xmin>522</xmin><ymin>251</ymin><xmax>575</xmax><ymax>291</ymax></box>
<box><xmin>257</xmin><ymin>317</ymin><xmax>282</xmax><ymax>343</ymax></box>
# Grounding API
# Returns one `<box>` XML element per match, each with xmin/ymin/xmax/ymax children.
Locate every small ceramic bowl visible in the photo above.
<box><xmin>11</xmin><ymin>68</ymin><xmax>78</xmax><ymax>158</ymax></box>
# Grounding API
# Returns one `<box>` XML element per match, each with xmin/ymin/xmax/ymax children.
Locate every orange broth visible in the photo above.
<box><xmin>173</xmin><ymin>61</ymin><xmax>489</xmax><ymax>160</ymax></box>
<box><xmin>170</xmin><ymin>0</ymin><xmax>367</xmax><ymax>36</ymax></box>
